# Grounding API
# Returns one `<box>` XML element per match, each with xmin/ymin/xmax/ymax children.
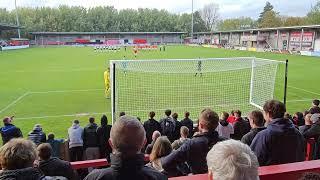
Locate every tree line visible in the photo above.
<box><xmin>0</xmin><ymin>1</ymin><xmax>320</xmax><ymax>39</ymax></box>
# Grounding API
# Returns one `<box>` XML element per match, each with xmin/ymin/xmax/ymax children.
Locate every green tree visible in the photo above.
<box><xmin>217</xmin><ymin>17</ymin><xmax>256</xmax><ymax>31</ymax></box>
<box><xmin>258</xmin><ymin>1</ymin><xmax>274</xmax><ymax>23</ymax></box>
<box><xmin>259</xmin><ymin>10</ymin><xmax>282</xmax><ymax>28</ymax></box>
<box><xmin>282</xmin><ymin>16</ymin><xmax>307</xmax><ymax>26</ymax></box>
<box><xmin>307</xmin><ymin>0</ymin><xmax>320</xmax><ymax>24</ymax></box>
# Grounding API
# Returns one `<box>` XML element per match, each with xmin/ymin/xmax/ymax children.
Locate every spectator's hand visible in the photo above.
<box><xmin>33</xmin><ymin>160</ymin><xmax>39</xmax><ymax>167</ymax></box>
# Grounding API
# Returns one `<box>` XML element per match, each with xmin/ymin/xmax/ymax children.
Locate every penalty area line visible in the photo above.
<box><xmin>15</xmin><ymin>112</ymin><xmax>110</xmax><ymax>120</ymax></box>
<box><xmin>0</xmin><ymin>92</ymin><xmax>30</xmax><ymax>114</ymax></box>
<box><xmin>29</xmin><ymin>88</ymin><xmax>105</xmax><ymax>94</ymax></box>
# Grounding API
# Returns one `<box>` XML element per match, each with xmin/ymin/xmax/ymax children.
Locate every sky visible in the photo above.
<box><xmin>0</xmin><ymin>0</ymin><xmax>317</xmax><ymax>19</ymax></box>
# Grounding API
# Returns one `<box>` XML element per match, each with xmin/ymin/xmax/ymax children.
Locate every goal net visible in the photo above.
<box><xmin>110</xmin><ymin>57</ymin><xmax>286</xmax><ymax>122</ymax></box>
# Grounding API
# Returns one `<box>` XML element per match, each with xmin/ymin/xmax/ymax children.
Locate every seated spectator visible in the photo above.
<box><xmin>251</xmin><ymin>100</ymin><xmax>305</xmax><ymax>166</ymax></box>
<box><xmin>162</xmin><ymin>108</ymin><xmax>223</xmax><ymax>174</ymax></box>
<box><xmin>172</xmin><ymin>113</ymin><xmax>182</xmax><ymax>141</ymax></box>
<box><xmin>159</xmin><ymin>109</ymin><xmax>175</xmax><ymax>142</ymax></box>
<box><xmin>241</xmin><ymin>110</ymin><xmax>266</xmax><ymax>146</ymax></box>
<box><xmin>144</xmin><ymin>111</ymin><xmax>161</xmax><ymax>145</ymax></box>
<box><xmin>97</xmin><ymin>115</ymin><xmax>112</xmax><ymax>159</ymax></box>
<box><xmin>0</xmin><ymin>116</ymin><xmax>23</xmax><ymax>145</ymax></box>
<box><xmin>293</xmin><ymin>112</ymin><xmax>304</xmax><ymax>126</ymax></box>
<box><xmin>172</xmin><ymin>126</ymin><xmax>190</xmax><ymax>150</ymax></box>
<box><xmin>68</xmin><ymin>120</ymin><xmax>84</xmax><ymax>162</ymax></box>
<box><xmin>28</xmin><ymin>124</ymin><xmax>46</xmax><ymax>146</ymax></box>
<box><xmin>299</xmin><ymin>113</ymin><xmax>312</xmax><ymax>134</ymax></box>
<box><xmin>84</xmin><ymin>116</ymin><xmax>166</xmax><ymax>180</ymax></box>
<box><xmin>227</xmin><ymin>110</ymin><xmax>236</xmax><ymax>124</ymax></box>
<box><xmin>303</xmin><ymin>113</ymin><xmax>320</xmax><ymax>139</ymax></box>
<box><xmin>0</xmin><ymin>138</ymin><xmax>44</xmax><ymax>179</ymax></box>
<box><xmin>207</xmin><ymin>139</ymin><xmax>259</xmax><ymax>180</ymax></box>
<box><xmin>309</xmin><ymin>99</ymin><xmax>320</xmax><ymax>114</ymax></box>
<box><xmin>148</xmin><ymin>136</ymin><xmax>180</xmax><ymax>177</ymax></box>
<box><xmin>145</xmin><ymin>131</ymin><xmax>161</xmax><ymax>154</ymax></box>
<box><xmin>46</xmin><ymin>133</ymin><xmax>63</xmax><ymax>158</ymax></box>
<box><xmin>231</xmin><ymin>110</ymin><xmax>250</xmax><ymax>140</ymax></box>
<box><xmin>216</xmin><ymin>112</ymin><xmax>234</xmax><ymax>139</ymax></box>
<box><xmin>37</xmin><ymin>143</ymin><xmax>75</xmax><ymax>180</ymax></box>
<box><xmin>180</xmin><ymin>112</ymin><xmax>193</xmax><ymax>138</ymax></box>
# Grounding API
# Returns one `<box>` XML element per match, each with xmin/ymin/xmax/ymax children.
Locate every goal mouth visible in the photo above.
<box><xmin>109</xmin><ymin>57</ymin><xmax>286</xmax><ymax>123</ymax></box>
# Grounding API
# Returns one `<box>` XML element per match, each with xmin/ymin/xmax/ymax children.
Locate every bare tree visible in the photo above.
<box><xmin>200</xmin><ymin>3</ymin><xmax>220</xmax><ymax>31</ymax></box>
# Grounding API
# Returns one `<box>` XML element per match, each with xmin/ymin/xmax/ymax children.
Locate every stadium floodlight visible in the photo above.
<box><xmin>110</xmin><ymin>57</ymin><xmax>287</xmax><ymax>123</ymax></box>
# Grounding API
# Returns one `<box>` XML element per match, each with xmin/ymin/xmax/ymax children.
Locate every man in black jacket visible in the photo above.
<box><xmin>37</xmin><ymin>143</ymin><xmax>75</xmax><ymax>180</ymax></box>
<box><xmin>97</xmin><ymin>115</ymin><xmax>112</xmax><ymax>159</ymax></box>
<box><xmin>309</xmin><ymin>99</ymin><xmax>320</xmax><ymax>114</ymax></box>
<box><xmin>303</xmin><ymin>113</ymin><xmax>320</xmax><ymax>139</ymax></box>
<box><xmin>231</xmin><ymin>110</ymin><xmax>250</xmax><ymax>140</ymax></box>
<box><xmin>159</xmin><ymin>110</ymin><xmax>175</xmax><ymax>142</ymax></box>
<box><xmin>83</xmin><ymin>117</ymin><xmax>100</xmax><ymax>170</ymax></box>
<box><xmin>250</xmin><ymin>100</ymin><xmax>305</xmax><ymax>166</ymax></box>
<box><xmin>180</xmin><ymin>112</ymin><xmax>193</xmax><ymax>138</ymax></box>
<box><xmin>241</xmin><ymin>110</ymin><xmax>266</xmax><ymax>146</ymax></box>
<box><xmin>0</xmin><ymin>116</ymin><xmax>23</xmax><ymax>144</ymax></box>
<box><xmin>143</xmin><ymin>111</ymin><xmax>161</xmax><ymax>145</ymax></box>
<box><xmin>84</xmin><ymin>116</ymin><xmax>167</xmax><ymax>180</ymax></box>
<box><xmin>161</xmin><ymin>108</ymin><xmax>222</xmax><ymax>174</ymax></box>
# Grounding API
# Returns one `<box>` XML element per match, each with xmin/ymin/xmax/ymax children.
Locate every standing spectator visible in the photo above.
<box><xmin>216</xmin><ymin>112</ymin><xmax>234</xmax><ymax>139</ymax></box>
<box><xmin>0</xmin><ymin>116</ymin><xmax>23</xmax><ymax>144</ymax></box>
<box><xmin>172</xmin><ymin>113</ymin><xmax>182</xmax><ymax>141</ymax></box>
<box><xmin>303</xmin><ymin>113</ymin><xmax>320</xmax><ymax>139</ymax></box>
<box><xmin>148</xmin><ymin>136</ymin><xmax>181</xmax><ymax>177</ymax></box>
<box><xmin>299</xmin><ymin>113</ymin><xmax>312</xmax><ymax>134</ymax></box>
<box><xmin>227</xmin><ymin>110</ymin><xmax>236</xmax><ymax>124</ymax></box>
<box><xmin>68</xmin><ymin>120</ymin><xmax>84</xmax><ymax>162</ymax></box>
<box><xmin>241</xmin><ymin>110</ymin><xmax>266</xmax><ymax>146</ymax></box>
<box><xmin>162</xmin><ymin>108</ymin><xmax>223</xmax><ymax>174</ymax></box>
<box><xmin>172</xmin><ymin>126</ymin><xmax>190</xmax><ymax>150</ymax></box>
<box><xmin>159</xmin><ymin>109</ymin><xmax>176</xmax><ymax>142</ymax></box>
<box><xmin>143</xmin><ymin>111</ymin><xmax>161</xmax><ymax>145</ymax></box>
<box><xmin>84</xmin><ymin>116</ymin><xmax>167</xmax><ymax>180</ymax></box>
<box><xmin>180</xmin><ymin>112</ymin><xmax>193</xmax><ymax>138</ymax></box>
<box><xmin>83</xmin><ymin>117</ymin><xmax>100</xmax><ymax>171</ymax></box>
<box><xmin>207</xmin><ymin>139</ymin><xmax>259</xmax><ymax>180</ymax></box>
<box><xmin>293</xmin><ymin>112</ymin><xmax>305</xmax><ymax>126</ymax></box>
<box><xmin>0</xmin><ymin>138</ymin><xmax>44</xmax><ymax>180</ymax></box>
<box><xmin>28</xmin><ymin>124</ymin><xmax>46</xmax><ymax>146</ymax></box>
<box><xmin>309</xmin><ymin>99</ymin><xmax>320</xmax><ymax>114</ymax></box>
<box><xmin>251</xmin><ymin>100</ymin><xmax>305</xmax><ymax>166</ymax></box>
<box><xmin>231</xmin><ymin>110</ymin><xmax>250</xmax><ymax>140</ymax></box>
<box><xmin>46</xmin><ymin>133</ymin><xmax>63</xmax><ymax>158</ymax></box>
<box><xmin>145</xmin><ymin>131</ymin><xmax>161</xmax><ymax>154</ymax></box>
<box><xmin>96</xmin><ymin>115</ymin><xmax>112</xmax><ymax>159</ymax></box>
<box><xmin>37</xmin><ymin>143</ymin><xmax>75</xmax><ymax>180</ymax></box>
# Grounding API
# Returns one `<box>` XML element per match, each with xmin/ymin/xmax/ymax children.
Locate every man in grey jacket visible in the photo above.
<box><xmin>68</xmin><ymin>120</ymin><xmax>84</xmax><ymax>162</ymax></box>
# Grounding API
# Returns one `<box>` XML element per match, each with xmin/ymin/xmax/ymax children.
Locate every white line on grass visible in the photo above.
<box><xmin>29</xmin><ymin>88</ymin><xmax>104</xmax><ymax>94</ymax></box>
<box><xmin>288</xmin><ymin>85</ymin><xmax>320</xmax><ymax>96</ymax></box>
<box><xmin>0</xmin><ymin>92</ymin><xmax>30</xmax><ymax>114</ymax></box>
<box><xmin>15</xmin><ymin>112</ymin><xmax>110</xmax><ymax>120</ymax></box>
<box><xmin>287</xmin><ymin>99</ymin><xmax>314</xmax><ymax>102</ymax></box>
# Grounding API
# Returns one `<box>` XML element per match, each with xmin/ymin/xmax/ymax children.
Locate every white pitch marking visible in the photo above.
<box><xmin>29</xmin><ymin>89</ymin><xmax>104</xmax><ymax>94</ymax></box>
<box><xmin>15</xmin><ymin>112</ymin><xmax>110</xmax><ymax>120</ymax></box>
<box><xmin>0</xmin><ymin>92</ymin><xmax>30</xmax><ymax>114</ymax></box>
<box><xmin>288</xmin><ymin>85</ymin><xmax>320</xmax><ymax>96</ymax></box>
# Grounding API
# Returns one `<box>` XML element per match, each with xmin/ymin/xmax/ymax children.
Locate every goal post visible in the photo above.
<box><xmin>110</xmin><ymin>57</ymin><xmax>287</xmax><ymax>123</ymax></box>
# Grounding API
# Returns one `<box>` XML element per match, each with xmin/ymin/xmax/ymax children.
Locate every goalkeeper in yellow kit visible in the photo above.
<box><xmin>104</xmin><ymin>68</ymin><xmax>110</xmax><ymax>97</ymax></box>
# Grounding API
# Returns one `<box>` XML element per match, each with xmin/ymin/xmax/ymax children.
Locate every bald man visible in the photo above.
<box><xmin>84</xmin><ymin>116</ymin><xmax>167</xmax><ymax>180</ymax></box>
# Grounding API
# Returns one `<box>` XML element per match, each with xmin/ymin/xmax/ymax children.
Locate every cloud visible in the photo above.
<box><xmin>0</xmin><ymin>0</ymin><xmax>316</xmax><ymax>19</ymax></box>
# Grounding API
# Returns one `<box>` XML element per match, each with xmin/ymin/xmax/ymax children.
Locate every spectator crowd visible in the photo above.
<box><xmin>0</xmin><ymin>99</ymin><xmax>319</xmax><ymax>180</ymax></box>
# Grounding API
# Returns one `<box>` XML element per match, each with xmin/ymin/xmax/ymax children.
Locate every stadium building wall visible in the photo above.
<box><xmin>31</xmin><ymin>32</ymin><xmax>185</xmax><ymax>45</ymax></box>
<box><xmin>194</xmin><ymin>25</ymin><xmax>320</xmax><ymax>52</ymax></box>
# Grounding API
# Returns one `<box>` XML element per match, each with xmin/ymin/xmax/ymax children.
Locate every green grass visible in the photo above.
<box><xmin>0</xmin><ymin>45</ymin><xmax>319</xmax><ymax>139</ymax></box>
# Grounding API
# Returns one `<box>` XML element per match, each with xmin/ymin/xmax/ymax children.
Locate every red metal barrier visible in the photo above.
<box><xmin>169</xmin><ymin>160</ymin><xmax>320</xmax><ymax>180</ymax></box>
<box><xmin>306</xmin><ymin>138</ymin><xmax>316</xmax><ymax>161</ymax></box>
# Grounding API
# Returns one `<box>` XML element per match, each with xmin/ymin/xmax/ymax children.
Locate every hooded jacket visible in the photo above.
<box><xmin>216</xmin><ymin>120</ymin><xmax>234</xmax><ymax>139</ymax></box>
<box><xmin>28</xmin><ymin>126</ymin><xmax>46</xmax><ymax>146</ymax></box>
<box><xmin>143</xmin><ymin>118</ymin><xmax>161</xmax><ymax>145</ymax></box>
<box><xmin>68</xmin><ymin>123</ymin><xmax>84</xmax><ymax>148</ymax></box>
<box><xmin>83</xmin><ymin>123</ymin><xmax>99</xmax><ymax>148</ymax></box>
<box><xmin>0</xmin><ymin>123</ymin><xmax>23</xmax><ymax>144</ymax></box>
<box><xmin>84</xmin><ymin>154</ymin><xmax>167</xmax><ymax>180</ymax></box>
<box><xmin>38</xmin><ymin>157</ymin><xmax>75</xmax><ymax>180</ymax></box>
<box><xmin>161</xmin><ymin>130</ymin><xmax>224</xmax><ymax>174</ymax></box>
<box><xmin>241</xmin><ymin>127</ymin><xmax>266</xmax><ymax>146</ymax></box>
<box><xmin>231</xmin><ymin>117</ymin><xmax>251</xmax><ymax>140</ymax></box>
<box><xmin>96</xmin><ymin>116</ymin><xmax>112</xmax><ymax>157</ymax></box>
<box><xmin>250</xmin><ymin>118</ymin><xmax>305</xmax><ymax>166</ymax></box>
<box><xmin>0</xmin><ymin>167</ymin><xmax>45</xmax><ymax>180</ymax></box>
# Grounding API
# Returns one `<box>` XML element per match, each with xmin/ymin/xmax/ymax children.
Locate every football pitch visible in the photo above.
<box><xmin>0</xmin><ymin>45</ymin><xmax>319</xmax><ymax>139</ymax></box>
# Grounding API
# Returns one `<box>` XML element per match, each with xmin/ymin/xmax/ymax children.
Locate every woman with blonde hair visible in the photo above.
<box><xmin>148</xmin><ymin>136</ymin><xmax>181</xmax><ymax>177</ymax></box>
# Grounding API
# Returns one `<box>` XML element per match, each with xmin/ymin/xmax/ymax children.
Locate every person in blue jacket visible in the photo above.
<box><xmin>0</xmin><ymin>116</ymin><xmax>23</xmax><ymax>144</ymax></box>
